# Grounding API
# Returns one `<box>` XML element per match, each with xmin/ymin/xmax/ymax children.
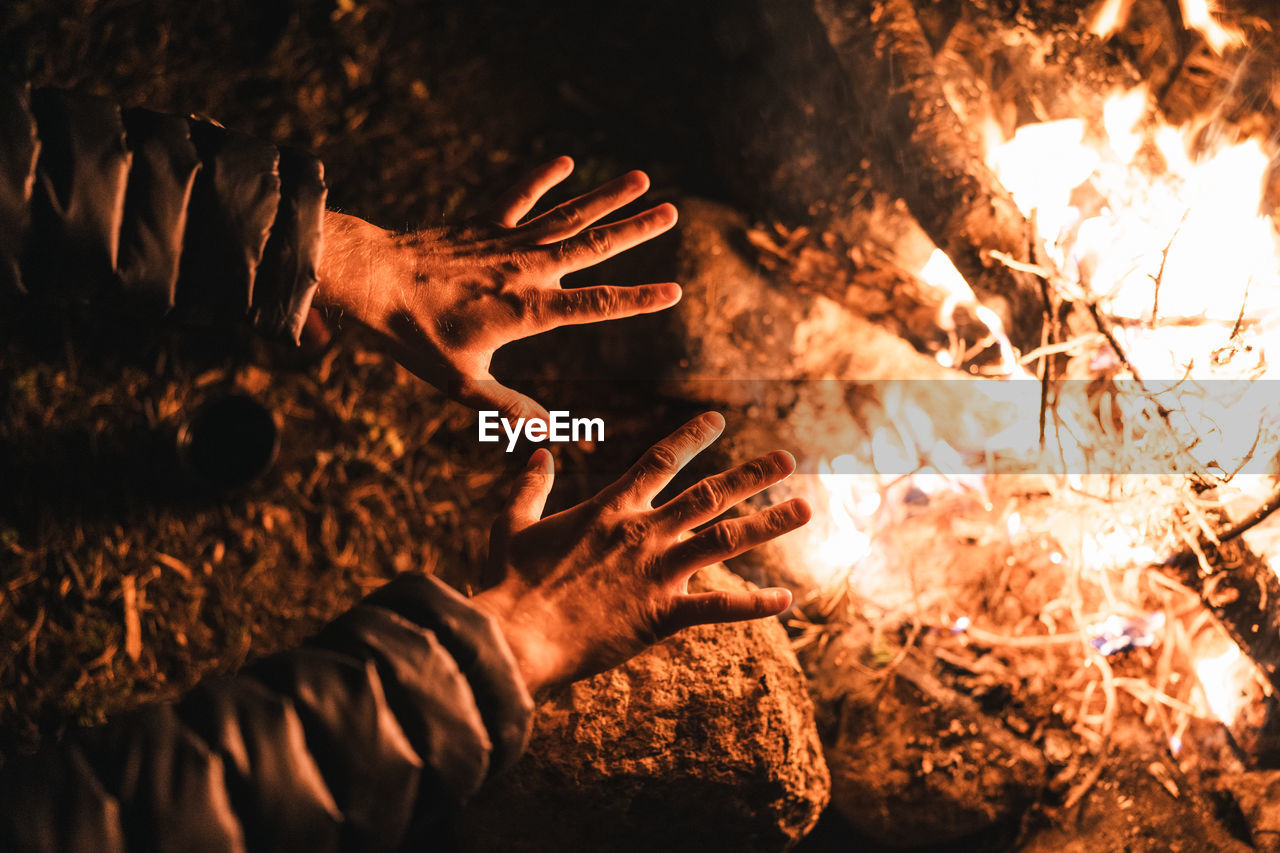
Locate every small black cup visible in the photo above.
<box><xmin>177</xmin><ymin>393</ymin><xmax>280</xmax><ymax>491</ymax></box>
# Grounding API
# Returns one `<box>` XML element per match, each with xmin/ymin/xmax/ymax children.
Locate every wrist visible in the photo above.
<box><xmin>315</xmin><ymin>210</ymin><xmax>400</xmax><ymax>330</ymax></box>
<box><xmin>471</xmin><ymin>585</ymin><xmax>555</xmax><ymax>696</ymax></box>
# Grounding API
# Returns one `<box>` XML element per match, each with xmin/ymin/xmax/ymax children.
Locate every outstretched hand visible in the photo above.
<box><xmin>471</xmin><ymin>413</ymin><xmax>811</xmax><ymax>695</ymax></box>
<box><xmin>317</xmin><ymin>157</ymin><xmax>680</xmax><ymax>420</ymax></box>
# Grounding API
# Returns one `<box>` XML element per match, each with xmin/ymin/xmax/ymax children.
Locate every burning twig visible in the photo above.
<box><xmin>1216</xmin><ymin>486</ymin><xmax>1280</xmax><ymax>544</ymax></box>
<box><xmin>1164</xmin><ymin>532</ymin><xmax>1280</xmax><ymax>697</ymax></box>
<box><xmin>1149</xmin><ymin>209</ymin><xmax>1190</xmax><ymax>324</ymax></box>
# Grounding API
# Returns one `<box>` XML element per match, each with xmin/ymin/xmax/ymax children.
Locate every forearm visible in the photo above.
<box><xmin>312</xmin><ymin>210</ymin><xmax>401</xmax><ymax>331</ymax></box>
<box><xmin>0</xmin><ymin>573</ymin><xmax>533</xmax><ymax>851</ymax></box>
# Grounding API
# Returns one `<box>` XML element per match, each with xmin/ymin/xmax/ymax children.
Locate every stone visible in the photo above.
<box><xmin>659</xmin><ymin>197</ymin><xmax>955</xmax><ymax>412</ymax></box>
<box><xmin>1221</xmin><ymin>770</ymin><xmax>1280</xmax><ymax>852</ymax></box>
<box><xmin>459</xmin><ymin>564</ymin><xmax>830</xmax><ymax>852</ymax></box>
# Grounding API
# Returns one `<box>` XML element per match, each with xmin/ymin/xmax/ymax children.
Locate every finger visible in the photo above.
<box><xmin>454</xmin><ymin>374</ymin><xmax>552</xmax><ymax>424</ymax></box>
<box><xmin>661</xmin><ymin>587</ymin><xmax>792</xmax><ymax>634</ymax></box>
<box><xmin>663</xmin><ymin>499</ymin><xmax>812</xmax><ymax>577</ymax></box>
<box><xmin>488</xmin><ymin>156</ymin><xmax>575</xmax><ymax>227</ymax></box>
<box><xmin>652</xmin><ymin>451</ymin><xmax>797</xmax><ymax>532</ymax></box>
<box><xmin>505</xmin><ymin>448</ymin><xmax>555</xmax><ymax>529</ymax></box>
<box><xmin>521</xmin><ymin>170</ymin><xmax>650</xmax><ymax>243</ymax></box>
<box><xmin>602</xmin><ymin>412</ymin><xmax>724</xmax><ymax>507</ymax></box>
<box><xmin>530</xmin><ymin>282</ymin><xmax>681</xmax><ymax>332</ymax></box>
<box><xmin>536</xmin><ymin>202</ymin><xmax>677</xmax><ymax>274</ymax></box>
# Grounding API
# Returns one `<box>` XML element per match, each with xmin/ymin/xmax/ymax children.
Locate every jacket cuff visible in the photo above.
<box><xmin>252</xmin><ymin>146</ymin><xmax>326</xmax><ymax>343</ymax></box>
<box><xmin>365</xmin><ymin>574</ymin><xmax>535</xmax><ymax>777</ymax></box>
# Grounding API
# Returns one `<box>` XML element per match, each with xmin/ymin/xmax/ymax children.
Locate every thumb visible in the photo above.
<box><xmin>485</xmin><ymin>448</ymin><xmax>554</xmax><ymax>586</ymax></box>
<box><xmin>506</xmin><ymin>448</ymin><xmax>555</xmax><ymax>530</ymax></box>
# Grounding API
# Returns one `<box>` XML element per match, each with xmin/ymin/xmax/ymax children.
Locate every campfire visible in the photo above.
<box><xmin>673</xmin><ymin>0</ymin><xmax>1280</xmax><ymax>846</ymax></box>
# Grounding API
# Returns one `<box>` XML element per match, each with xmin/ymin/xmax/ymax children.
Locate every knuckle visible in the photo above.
<box><xmin>520</xmin><ymin>292</ymin><xmax>546</xmax><ymax>325</ymax></box>
<box><xmin>551</xmin><ymin>239</ymin><xmax>576</xmax><ymax>266</ymax></box>
<box><xmin>617</xmin><ymin>517</ymin><xmax>652</xmax><ymax>549</ymax></box>
<box><xmin>646</xmin><ymin>604</ymin><xmax>678</xmax><ymax>642</ymax></box>
<box><xmin>768</xmin><ymin>505</ymin><xmax>795</xmax><ymax>532</ymax></box>
<box><xmin>744</xmin><ymin>457</ymin><xmax>772</xmax><ymax>484</ymax></box>
<box><xmin>643</xmin><ymin>444</ymin><xmax>681</xmax><ymax>477</ymax></box>
<box><xmin>591</xmin><ymin>287</ymin><xmax>619</xmax><ymax>316</ymax></box>
<box><xmin>709</xmin><ymin>522</ymin><xmax>739</xmax><ymax>553</ymax></box>
<box><xmin>687</xmin><ymin>480</ymin><xmax>724</xmax><ymax>515</ymax></box>
<box><xmin>505</xmin><ymin>252</ymin><xmax>533</xmax><ymax>275</ymax></box>
<box><xmin>554</xmin><ymin>206</ymin><xmax>583</xmax><ymax>231</ymax></box>
<box><xmin>584</xmin><ymin>229</ymin><xmax>612</xmax><ymax>256</ymax></box>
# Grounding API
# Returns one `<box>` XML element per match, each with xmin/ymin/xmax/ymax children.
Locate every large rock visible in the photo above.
<box><xmin>459</xmin><ymin>564</ymin><xmax>830</xmax><ymax>852</ymax></box>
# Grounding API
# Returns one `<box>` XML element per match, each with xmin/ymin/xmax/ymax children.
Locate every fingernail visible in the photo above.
<box><xmin>659</xmin><ymin>283</ymin><xmax>682</xmax><ymax>302</ymax></box>
<box><xmin>768</xmin><ymin>588</ymin><xmax>792</xmax><ymax>610</ymax></box>
<box><xmin>529</xmin><ymin>448</ymin><xmax>551</xmax><ymax>469</ymax></box>
<box><xmin>705</xmin><ymin>411</ymin><xmax>726</xmax><ymax>431</ymax></box>
<box><xmin>772</xmin><ymin>450</ymin><xmax>797</xmax><ymax>474</ymax></box>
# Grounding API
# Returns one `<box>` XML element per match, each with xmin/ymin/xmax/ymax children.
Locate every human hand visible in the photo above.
<box><xmin>316</xmin><ymin>157</ymin><xmax>680</xmax><ymax>420</ymax></box>
<box><xmin>470</xmin><ymin>413</ymin><xmax>811</xmax><ymax>695</ymax></box>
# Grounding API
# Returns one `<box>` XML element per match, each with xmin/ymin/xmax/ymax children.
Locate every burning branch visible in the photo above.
<box><xmin>813</xmin><ymin>0</ymin><xmax>1048</xmax><ymax>354</ymax></box>
<box><xmin>1166</xmin><ymin>530</ymin><xmax>1280</xmax><ymax>698</ymax></box>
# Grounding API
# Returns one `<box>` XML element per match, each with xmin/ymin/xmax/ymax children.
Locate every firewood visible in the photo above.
<box><xmin>1166</xmin><ymin>536</ymin><xmax>1280</xmax><ymax>698</ymax></box>
<box><xmin>813</xmin><ymin>0</ymin><xmax>1047</xmax><ymax>354</ymax></box>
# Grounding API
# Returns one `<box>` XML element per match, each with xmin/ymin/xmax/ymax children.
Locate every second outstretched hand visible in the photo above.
<box><xmin>471</xmin><ymin>413</ymin><xmax>811</xmax><ymax>696</ymax></box>
<box><xmin>315</xmin><ymin>157</ymin><xmax>680</xmax><ymax>420</ymax></box>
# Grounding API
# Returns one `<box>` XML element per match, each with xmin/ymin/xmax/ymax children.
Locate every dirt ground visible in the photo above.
<box><xmin>0</xmin><ymin>0</ymin><xmax>739</xmax><ymax>755</ymax></box>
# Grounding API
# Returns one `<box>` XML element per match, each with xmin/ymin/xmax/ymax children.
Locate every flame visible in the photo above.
<box><xmin>798</xmin><ymin>31</ymin><xmax>1276</xmax><ymax>733</ymax></box>
<box><xmin>1179</xmin><ymin>0</ymin><xmax>1245</xmax><ymax>55</ymax></box>
<box><xmin>1089</xmin><ymin>0</ymin><xmax>1134</xmax><ymax>40</ymax></box>
<box><xmin>1194</xmin><ymin>644</ymin><xmax>1253</xmax><ymax>723</ymax></box>
<box><xmin>1091</xmin><ymin>0</ymin><xmax>1243</xmax><ymax>55</ymax></box>
<box><xmin>811</xmin><ymin>455</ymin><xmax>876</xmax><ymax>583</ymax></box>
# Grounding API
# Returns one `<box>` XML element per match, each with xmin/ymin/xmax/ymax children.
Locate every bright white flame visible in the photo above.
<box><xmin>1195</xmin><ymin>644</ymin><xmax>1252</xmax><ymax>723</ymax></box>
<box><xmin>1089</xmin><ymin>0</ymin><xmax>1134</xmax><ymax>38</ymax></box>
<box><xmin>1081</xmin><ymin>530</ymin><xmax>1160</xmax><ymax>572</ymax></box>
<box><xmin>811</xmin><ymin>455</ymin><xmax>876</xmax><ymax>583</ymax></box>
<box><xmin>1090</xmin><ymin>0</ymin><xmax>1243</xmax><ymax>55</ymax></box>
<box><xmin>1180</xmin><ymin>0</ymin><xmax>1244</xmax><ymax>55</ymax></box>
<box><xmin>919</xmin><ymin>249</ymin><xmax>1023</xmax><ymax>376</ymax></box>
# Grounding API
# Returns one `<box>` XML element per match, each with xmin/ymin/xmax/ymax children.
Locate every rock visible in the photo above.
<box><xmin>459</xmin><ymin>564</ymin><xmax>830</xmax><ymax>853</ymax></box>
<box><xmin>1221</xmin><ymin>770</ymin><xmax>1280</xmax><ymax>852</ymax></box>
<box><xmin>660</xmin><ymin>197</ymin><xmax>955</xmax><ymax>412</ymax></box>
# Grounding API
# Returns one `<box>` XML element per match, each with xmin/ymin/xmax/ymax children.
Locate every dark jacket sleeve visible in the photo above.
<box><xmin>0</xmin><ymin>573</ymin><xmax>535</xmax><ymax>852</ymax></box>
<box><xmin>0</xmin><ymin>79</ymin><xmax>325</xmax><ymax>343</ymax></box>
